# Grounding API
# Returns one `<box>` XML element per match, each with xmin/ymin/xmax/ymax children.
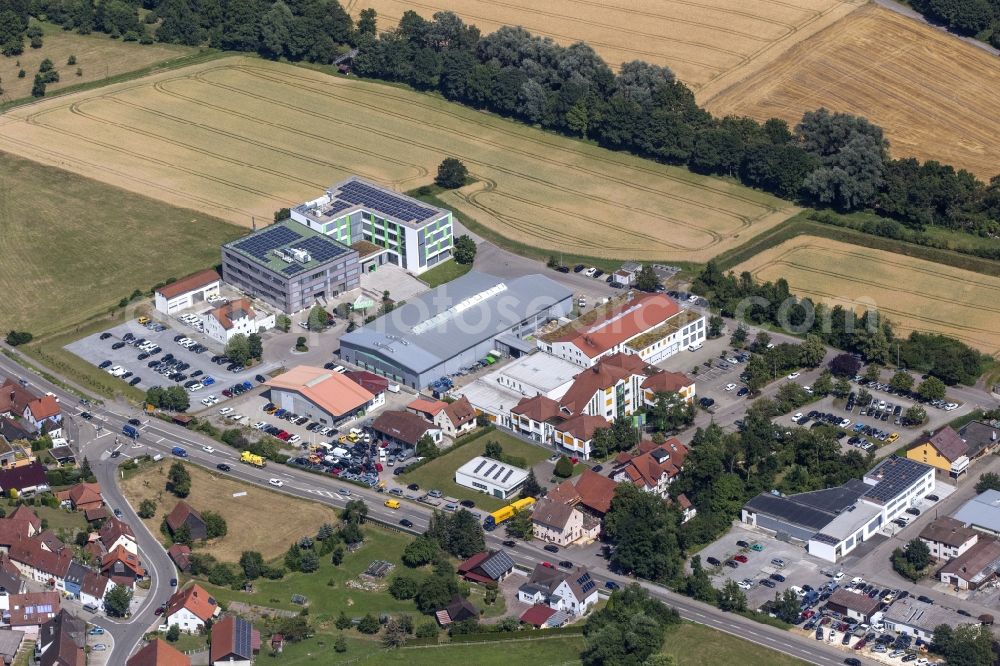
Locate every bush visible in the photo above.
<box><xmin>137</xmin><ymin>499</ymin><xmax>157</xmax><ymax>519</ymax></box>
<box><xmin>415</xmin><ymin>621</ymin><xmax>439</xmax><ymax>638</ymax></box>
<box><xmin>67</xmin><ymin>55</ymin><xmax>77</xmax><ymax>65</ymax></box>
<box><xmin>435</xmin><ymin>157</ymin><xmax>468</xmax><ymax>189</ymax></box>
<box><xmin>5</xmin><ymin>331</ymin><xmax>33</xmax><ymax>346</ymax></box>
<box><xmin>357</xmin><ymin>613</ymin><xmax>380</xmax><ymax>634</ymax></box>
<box><xmin>554</xmin><ymin>456</ymin><xmax>574</xmax><ymax>478</ymax></box>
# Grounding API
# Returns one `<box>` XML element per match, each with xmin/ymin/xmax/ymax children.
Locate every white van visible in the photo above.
<box><xmin>688</xmin><ymin>342</ymin><xmax>703</xmax><ymax>352</ymax></box>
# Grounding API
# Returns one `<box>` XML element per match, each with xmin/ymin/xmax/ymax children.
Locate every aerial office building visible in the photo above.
<box><xmin>290</xmin><ymin>177</ymin><xmax>453</xmax><ymax>275</ymax></box>
<box><xmin>221</xmin><ymin>220</ymin><xmax>359</xmax><ymax>314</ymax></box>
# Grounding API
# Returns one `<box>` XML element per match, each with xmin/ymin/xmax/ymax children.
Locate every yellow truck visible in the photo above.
<box><xmin>240</xmin><ymin>451</ymin><xmax>266</xmax><ymax>468</ymax></box>
<box><xmin>384</xmin><ymin>499</ymin><xmax>400</xmax><ymax>509</ymax></box>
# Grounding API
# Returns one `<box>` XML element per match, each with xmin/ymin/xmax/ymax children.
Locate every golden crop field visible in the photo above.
<box><xmin>704</xmin><ymin>5</ymin><xmax>1000</xmax><ymax>180</ymax></box>
<box><xmin>735</xmin><ymin>236</ymin><xmax>1000</xmax><ymax>355</ymax></box>
<box><xmin>349</xmin><ymin>0</ymin><xmax>862</xmax><ymax>96</ymax></box>
<box><xmin>0</xmin><ymin>56</ymin><xmax>794</xmax><ymax>262</ymax></box>
<box><xmin>0</xmin><ymin>21</ymin><xmax>192</xmax><ymax>102</ymax></box>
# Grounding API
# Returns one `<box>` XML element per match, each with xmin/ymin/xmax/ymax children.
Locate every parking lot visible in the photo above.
<box><xmin>66</xmin><ymin>317</ymin><xmax>280</xmax><ymax>397</ymax></box>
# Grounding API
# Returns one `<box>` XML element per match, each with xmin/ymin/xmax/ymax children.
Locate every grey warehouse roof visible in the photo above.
<box><xmin>953</xmin><ymin>489</ymin><xmax>1000</xmax><ymax>533</ymax></box>
<box><xmin>744</xmin><ymin>479</ymin><xmax>870</xmax><ymax>532</ymax></box>
<box><xmin>340</xmin><ymin>271</ymin><xmax>572</xmax><ymax>373</ymax></box>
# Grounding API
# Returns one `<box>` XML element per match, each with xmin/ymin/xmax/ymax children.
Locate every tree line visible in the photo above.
<box><xmin>6</xmin><ymin>1</ymin><xmax>998</xmax><ymax>236</ymax></box>
<box><xmin>694</xmin><ymin>261</ymin><xmax>988</xmax><ymax>385</ymax></box>
<box><xmin>909</xmin><ymin>0</ymin><xmax>1000</xmax><ymax>45</ymax></box>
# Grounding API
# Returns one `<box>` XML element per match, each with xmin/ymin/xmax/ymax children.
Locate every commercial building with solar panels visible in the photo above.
<box><xmin>290</xmin><ymin>177</ymin><xmax>453</xmax><ymax>275</ymax></box>
<box><xmin>455</xmin><ymin>456</ymin><xmax>529</xmax><ymax>499</ymax></box>
<box><xmin>338</xmin><ymin>271</ymin><xmax>573</xmax><ymax>389</ymax></box>
<box><xmin>741</xmin><ymin>456</ymin><xmax>934</xmax><ymax>562</ymax></box>
<box><xmin>220</xmin><ymin>219</ymin><xmax>359</xmax><ymax>314</ymax></box>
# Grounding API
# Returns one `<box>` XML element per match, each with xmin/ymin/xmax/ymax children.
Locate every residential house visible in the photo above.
<box><xmin>99</xmin><ymin>517</ymin><xmax>137</xmax><ymax>555</ymax></box>
<box><xmin>0</xmin><ymin>378</ymin><xmax>62</xmax><ymax>436</ymax></box>
<box><xmin>516</xmin><ymin>564</ymin><xmax>599</xmax><ymax>617</ymax></box>
<box><xmin>0</xmin><ymin>463</ymin><xmax>49</xmax><ymax>495</ymax></box>
<box><xmin>56</xmin><ymin>483</ymin><xmax>103</xmax><ymax>512</ymax></box>
<box><xmin>0</xmin><ymin>554</ymin><xmax>26</xmax><ymax>612</ymax></box>
<box><xmin>907</xmin><ymin>425</ymin><xmax>976</xmax><ymax>478</ymax></box>
<box><xmin>201</xmin><ymin>299</ymin><xmax>274</xmax><ymax>345</ymax></box>
<box><xmin>36</xmin><ymin>530</ymin><xmax>65</xmax><ymax>554</ymax></box>
<box><xmin>437</xmin><ymin>396</ymin><xmax>477</xmax><ymax>438</ymax></box>
<box><xmin>557</xmin><ymin>353</ymin><xmax>648</xmax><ymax>421</ymax></box>
<box><xmin>167</xmin><ymin>544</ymin><xmax>192</xmax><ymax>573</ymax></box>
<box><xmin>0</xmin><ymin>630</ymin><xmax>23</xmax><ymax>666</ymax></box>
<box><xmin>8</xmin><ymin>538</ymin><xmax>73</xmax><ymax>589</ymax></box>
<box><xmin>611</xmin><ymin>439</ymin><xmax>688</xmax><ymax>498</ymax></box>
<box><xmin>457</xmin><ymin>550</ymin><xmax>514</xmax><ymax>585</ymax></box>
<box><xmin>63</xmin><ymin>561</ymin><xmax>89</xmax><ymax>598</ymax></box>
<box><xmin>127</xmin><ymin>639</ymin><xmax>192</xmax><ymax>666</ymax></box>
<box><xmin>8</xmin><ymin>506</ymin><xmax>40</xmax><ymax>536</ymax></box>
<box><xmin>163</xmin><ymin>584</ymin><xmax>219</xmax><ymax>634</ymax></box>
<box><xmin>958</xmin><ymin>421</ymin><xmax>1000</xmax><ymax>462</ymax></box>
<box><xmin>7</xmin><ymin>590</ymin><xmax>60</xmax><ymax>638</ymax></box>
<box><xmin>371</xmin><ymin>411</ymin><xmax>443</xmax><ymax>450</ymax></box>
<box><xmin>937</xmin><ymin>537</ymin><xmax>1000</xmax><ymax>591</ymax></box>
<box><xmin>640</xmin><ymin>371</ymin><xmax>696</xmax><ymax>405</ymax></box>
<box><xmin>0</xmin><ymin>514</ymin><xmax>36</xmax><ymax>553</ymax></box>
<box><xmin>406</xmin><ymin>398</ymin><xmax>447</xmax><ymax>422</ymax></box>
<box><xmin>79</xmin><ymin>572</ymin><xmax>112</xmax><ymax>610</ymax></box>
<box><xmin>37</xmin><ymin>609</ymin><xmax>85</xmax><ymax>666</ymax></box>
<box><xmin>166</xmin><ymin>502</ymin><xmax>208</xmax><ymax>542</ymax></box>
<box><xmin>674</xmin><ymin>493</ymin><xmax>697</xmax><ymax>524</ymax></box>
<box><xmin>210</xmin><ymin>614</ymin><xmax>260</xmax><ymax>665</ymax></box>
<box><xmin>101</xmin><ymin>545</ymin><xmax>145</xmax><ymax>588</ymax></box>
<box><xmin>919</xmin><ymin>516</ymin><xmax>980</xmax><ymax>561</ymax></box>
<box><xmin>824</xmin><ymin>588</ymin><xmax>881</xmax><ymax>622</ymax></box>
<box><xmin>547</xmin><ymin>469</ymin><xmax>619</xmax><ymax>519</ymax></box>
<box><xmin>531</xmin><ymin>498</ymin><xmax>585</xmax><ymax>546</ymax></box>
<box><xmin>84</xmin><ymin>507</ymin><xmax>109</xmax><ymax>523</ymax></box>
<box><xmin>434</xmin><ymin>595</ymin><xmax>478</xmax><ymax>627</ymax></box>
<box><xmin>0</xmin><ymin>420</ymin><xmax>31</xmax><ymax>451</ymax></box>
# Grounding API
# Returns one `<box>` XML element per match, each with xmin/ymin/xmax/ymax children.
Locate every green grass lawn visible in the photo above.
<box><xmin>0</xmin><ymin>152</ymin><xmax>244</xmax><ymax>337</ymax></box>
<box><xmin>200</xmin><ymin>527</ymin><xmax>426</xmax><ymax>622</ymax></box>
<box><xmin>661</xmin><ymin>623</ymin><xmax>808</xmax><ymax>666</ymax></box>
<box><xmin>402</xmin><ymin>431</ymin><xmax>551</xmax><ymax>512</ymax></box>
<box><xmin>419</xmin><ymin>259</ymin><xmax>473</xmax><ymax>289</ymax></box>
<box><xmin>163</xmin><ymin>632</ymin><xmax>208</xmax><ymax>653</ymax></box>
<box><xmin>30</xmin><ymin>504</ymin><xmax>89</xmax><ymax>535</ymax></box>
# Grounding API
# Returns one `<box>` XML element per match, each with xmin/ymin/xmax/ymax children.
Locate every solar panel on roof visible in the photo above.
<box><xmin>282</xmin><ymin>264</ymin><xmax>304</xmax><ymax>275</ymax></box>
<box><xmin>234</xmin><ymin>616</ymin><xmax>252</xmax><ymax>655</ymax></box>
<box><xmin>502</xmin><ymin>469</ymin><xmax>514</xmax><ymax>483</ymax></box>
<box><xmin>338</xmin><ymin>181</ymin><xmax>437</xmax><ymax>222</ymax></box>
<box><xmin>297</xmin><ymin>235</ymin><xmax>347</xmax><ymax>262</ymax></box>
<box><xmin>484</xmin><ymin>463</ymin><xmax>497</xmax><ymax>478</ymax></box>
<box><xmin>581</xmin><ymin>580</ymin><xmax>596</xmax><ymax>593</ymax></box>
<box><xmin>473</xmin><ymin>459</ymin><xmax>488</xmax><ymax>474</ymax></box>
<box><xmin>324</xmin><ymin>199</ymin><xmax>354</xmax><ymax>216</ymax></box>
<box><xmin>233</xmin><ymin>225</ymin><xmax>301</xmax><ymax>258</ymax></box>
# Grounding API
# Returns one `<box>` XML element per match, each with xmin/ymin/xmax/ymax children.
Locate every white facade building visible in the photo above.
<box><xmin>201</xmin><ymin>298</ymin><xmax>275</xmax><ymax>344</ymax></box>
<box><xmin>154</xmin><ymin>270</ymin><xmax>221</xmax><ymax>315</ymax></box>
<box><xmin>454</xmin><ymin>456</ymin><xmax>528</xmax><ymax>500</ymax></box>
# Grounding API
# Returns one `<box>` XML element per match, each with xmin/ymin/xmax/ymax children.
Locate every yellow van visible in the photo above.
<box><xmin>137</xmin><ymin>316</ymin><xmax>150</xmax><ymax>325</ymax></box>
<box><xmin>384</xmin><ymin>499</ymin><xmax>400</xmax><ymax>510</ymax></box>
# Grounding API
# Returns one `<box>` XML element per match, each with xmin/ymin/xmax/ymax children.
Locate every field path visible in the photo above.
<box><xmin>0</xmin><ymin>56</ymin><xmax>795</xmax><ymax>262</ymax></box>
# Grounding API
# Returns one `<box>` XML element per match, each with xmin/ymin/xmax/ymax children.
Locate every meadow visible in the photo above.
<box><xmin>0</xmin><ymin>21</ymin><xmax>193</xmax><ymax>103</ymax></box>
<box><xmin>120</xmin><ymin>460</ymin><xmax>341</xmax><ymax>561</ymax></box>
<box><xmin>734</xmin><ymin>235</ymin><xmax>1000</xmax><ymax>355</ymax></box>
<box><xmin>0</xmin><ymin>56</ymin><xmax>795</xmax><ymax>263</ymax></box>
<box><xmin>0</xmin><ymin>151</ymin><xmax>243</xmax><ymax>337</ymax></box>
<box><xmin>703</xmin><ymin>4</ymin><xmax>1000</xmax><ymax>180</ymax></box>
<box><xmin>350</xmin><ymin>0</ymin><xmax>862</xmax><ymax>97</ymax></box>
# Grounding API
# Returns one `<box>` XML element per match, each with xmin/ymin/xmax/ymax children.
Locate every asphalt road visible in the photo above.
<box><xmin>0</xmin><ymin>351</ymin><xmax>872</xmax><ymax>665</ymax></box>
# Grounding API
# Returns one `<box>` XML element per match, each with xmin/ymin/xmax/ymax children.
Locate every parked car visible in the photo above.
<box><xmin>543</xmin><ymin>544</ymin><xmax>559</xmax><ymax>553</ymax></box>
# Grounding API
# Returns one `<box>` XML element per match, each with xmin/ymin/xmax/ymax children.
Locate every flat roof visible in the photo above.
<box><xmin>456</xmin><ymin>456</ymin><xmax>528</xmax><ymax>491</ymax></box>
<box><xmin>492</xmin><ymin>353</ymin><xmax>580</xmax><ymax>397</ymax></box>
<box><xmin>455</xmin><ymin>380</ymin><xmax>523</xmax><ymax>416</ymax></box>
<box><xmin>883</xmin><ymin>597</ymin><xmax>972</xmax><ymax>633</ymax></box>
<box><xmin>744</xmin><ymin>479</ymin><xmax>870</xmax><ymax>533</ymax></box>
<box><xmin>863</xmin><ymin>456</ymin><xmax>933</xmax><ymax>504</ymax></box>
<box><xmin>224</xmin><ymin>220</ymin><xmax>353</xmax><ymax>276</ymax></box>
<box><xmin>813</xmin><ymin>502</ymin><xmax>881</xmax><ymax>542</ymax></box>
<box><xmin>953</xmin><ymin>489</ymin><xmax>1000</xmax><ymax>533</ymax></box>
<box><xmin>294</xmin><ymin>177</ymin><xmax>448</xmax><ymax>229</ymax></box>
<box><xmin>266</xmin><ymin>366</ymin><xmax>374</xmax><ymax>417</ymax></box>
<box><xmin>340</xmin><ymin>271</ymin><xmax>572</xmax><ymax>374</ymax></box>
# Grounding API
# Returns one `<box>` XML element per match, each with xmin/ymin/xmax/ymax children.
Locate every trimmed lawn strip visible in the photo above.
<box><xmin>661</xmin><ymin>622</ymin><xmax>809</xmax><ymax>666</ymax></box>
<box><xmin>418</xmin><ymin>259</ymin><xmax>473</xmax><ymax>289</ymax></box>
<box><xmin>402</xmin><ymin>431</ymin><xmax>551</xmax><ymax>512</ymax></box>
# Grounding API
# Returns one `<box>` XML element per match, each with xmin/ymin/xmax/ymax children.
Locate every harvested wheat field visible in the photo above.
<box><xmin>735</xmin><ymin>236</ymin><xmax>1000</xmax><ymax>355</ymax></box>
<box><xmin>350</xmin><ymin>0</ymin><xmax>862</xmax><ymax>95</ymax></box>
<box><xmin>0</xmin><ymin>56</ymin><xmax>793</xmax><ymax>261</ymax></box>
<box><xmin>704</xmin><ymin>5</ymin><xmax>1000</xmax><ymax>180</ymax></box>
<box><xmin>120</xmin><ymin>460</ymin><xmax>340</xmax><ymax>562</ymax></box>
